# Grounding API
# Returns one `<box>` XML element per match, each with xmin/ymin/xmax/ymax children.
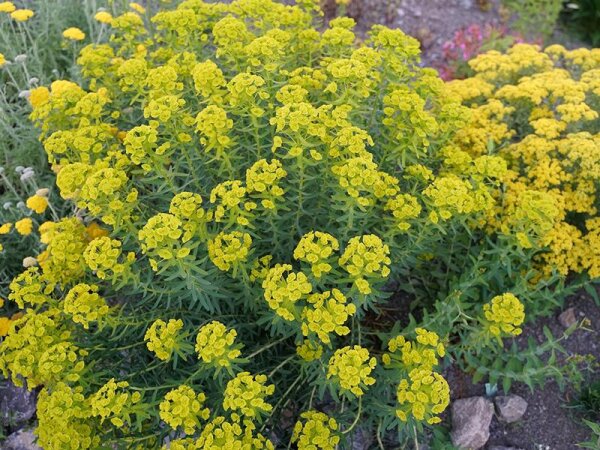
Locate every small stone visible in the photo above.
<box><xmin>2</xmin><ymin>429</ymin><xmax>41</xmax><ymax>450</ymax></box>
<box><xmin>415</xmin><ymin>27</ymin><xmax>435</xmax><ymax>49</ymax></box>
<box><xmin>558</xmin><ymin>307</ymin><xmax>577</xmax><ymax>328</ymax></box>
<box><xmin>0</xmin><ymin>381</ymin><xmax>37</xmax><ymax>427</ymax></box>
<box><xmin>451</xmin><ymin>397</ymin><xmax>494</xmax><ymax>449</ymax></box>
<box><xmin>494</xmin><ymin>395</ymin><xmax>528</xmax><ymax>423</ymax></box>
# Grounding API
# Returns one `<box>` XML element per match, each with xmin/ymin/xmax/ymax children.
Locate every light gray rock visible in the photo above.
<box><xmin>2</xmin><ymin>429</ymin><xmax>41</xmax><ymax>450</ymax></box>
<box><xmin>558</xmin><ymin>307</ymin><xmax>577</xmax><ymax>328</ymax></box>
<box><xmin>494</xmin><ymin>395</ymin><xmax>528</xmax><ymax>423</ymax></box>
<box><xmin>0</xmin><ymin>381</ymin><xmax>37</xmax><ymax>427</ymax></box>
<box><xmin>451</xmin><ymin>396</ymin><xmax>494</xmax><ymax>449</ymax></box>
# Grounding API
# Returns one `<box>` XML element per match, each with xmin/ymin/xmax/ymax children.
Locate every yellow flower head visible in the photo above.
<box><xmin>383</xmin><ymin>328</ymin><xmax>445</xmax><ymax>372</ymax></box>
<box><xmin>292</xmin><ymin>410</ymin><xmax>340</xmax><ymax>450</ymax></box>
<box><xmin>129</xmin><ymin>2</ymin><xmax>146</xmax><ymax>14</ymax></box>
<box><xmin>63</xmin><ymin>283</ymin><xmax>109</xmax><ymax>329</ymax></box>
<box><xmin>296</xmin><ymin>340</ymin><xmax>324</xmax><ymax>362</ymax></box>
<box><xmin>195</xmin><ymin>416</ymin><xmax>274</xmax><ymax>449</ymax></box>
<box><xmin>84</xmin><ymin>236</ymin><xmax>133</xmax><ymax>280</ymax></box>
<box><xmin>8</xmin><ymin>267</ymin><xmax>54</xmax><ymax>309</ymax></box>
<box><xmin>63</xmin><ymin>27</ymin><xmax>86</xmax><ymax>41</ymax></box>
<box><xmin>159</xmin><ymin>385</ymin><xmax>210</xmax><ymax>435</ymax></box>
<box><xmin>0</xmin><ymin>2</ymin><xmax>16</xmax><ymax>13</ymax></box>
<box><xmin>0</xmin><ymin>223</ymin><xmax>12</xmax><ymax>234</ymax></box>
<box><xmin>195</xmin><ymin>321</ymin><xmax>241</xmax><ymax>368</ymax></box>
<box><xmin>208</xmin><ymin>231</ymin><xmax>252</xmax><ymax>272</ymax></box>
<box><xmin>262</xmin><ymin>264</ymin><xmax>312</xmax><ymax>321</ymax></box>
<box><xmin>28</xmin><ymin>86</ymin><xmax>50</xmax><ymax>108</ymax></box>
<box><xmin>10</xmin><ymin>8</ymin><xmax>34</xmax><ymax>22</ymax></box>
<box><xmin>327</xmin><ymin>345</ymin><xmax>376</xmax><ymax>397</ymax></box>
<box><xmin>144</xmin><ymin>319</ymin><xmax>184</xmax><ymax>361</ymax></box>
<box><xmin>94</xmin><ymin>11</ymin><xmax>113</xmax><ymax>24</ymax></box>
<box><xmin>483</xmin><ymin>293</ymin><xmax>525</xmax><ymax>338</ymax></box>
<box><xmin>396</xmin><ymin>368</ymin><xmax>450</xmax><ymax>425</ymax></box>
<box><xmin>90</xmin><ymin>378</ymin><xmax>142</xmax><ymax>427</ymax></box>
<box><xmin>0</xmin><ymin>317</ymin><xmax>12</xmax><ymax>337</ymax></box>
<box><xmin>293</xmin><ymin>231</ymin><xmax>339</xmax><ymax>278</ymax></box>
<box><xmin>301</xmin><ymin>289</ymin><xmax>356</xmax><ymax>344</ymax></box>
<box><xmin>339</xmin><ymin>234</ymin><xmax>391</xmax><ymax>294</ymax></box>
<box><xmin>26</xmin><ymin>194</ymin><xmax>49</xmax><ymax>214</ymax></box>
<box><xmin>222</xmin><ymin>372</ymin><xmax>274</xmax><ymax>420</ymax></box>
<box><xmin>15</xmin><ymin>218</ymin><xmax>33</xmax><ymax>235</ymax></box>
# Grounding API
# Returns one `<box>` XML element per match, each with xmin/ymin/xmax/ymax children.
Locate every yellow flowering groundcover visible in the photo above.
<box><xmin>0</xmin><ymin>0</ymin><xmax>596</xmax><ymax>448</ymax></box>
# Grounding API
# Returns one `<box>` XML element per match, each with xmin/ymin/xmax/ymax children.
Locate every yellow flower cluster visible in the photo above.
<box><xmin>395</xmin><ymin>368</ymin><xmax>450</xmax><ymax>425</ymax></box>
<box><xmin>383</xmin><ymin>329</ymin><xmax>450</xmax><ymax>425</ymax></box>
<box><xmin>385</xmin><ymin>193</ymin><xmax>422</xmax><ymax>231</ymax></box>
<box><xmin>296</xmin><ymin>340</ymin><xmax>324</xmax><ymax>362</ymax></box>
<box><xmin>15</xmin><ymin>218</ymin><xmax>33</xmax><ymax>235</ymax></box>
<box><xmin>37</xmin><ymin>383</ymin><xmax>99</xmax><ymax>450</ymax></box>
<box><xmin>194</xmin><ymin>416</ymin><xmax>274</xmax><ymax>449</ymax></box>
<box><xmin>159</xmin><ymin>385</ymin><xmax>210</xmax><ymax>434</ymax></box>
<box><xmin>301</xmin><ymin>289</ymin><xmax>356</xmax><ymax>345</ymax></box>
<box><xmin>331</xmin><ymin>156</ymin><xmax>399</xmax><ymax>208</ymax></box>
<box><xmin>0</xmin><ymin>2</ymin><xmax>15</xmax><ymax>13</ymax></box>
<box><xmin>8</xmin><ymin>267</ymin><xmax>54</xmax><ymax>309</ymax></box>
<box><xmin>123</xmin><ymin>124</ymin><xmax>163</xmax><ymax>170</ymax></box>
<box><xmin>0</xmin><ymin>310</ymin><xmax>85</xmax><ymax>388</ymax></box>
<box><xmin>222</xmin><ymin>372</ymin><xmax>275</xmax><ymax>420</ymax></box>
<box><xmin>36</xmin><ymin>218</ymin><xmax>88</xmax><ymax>284</ymax></box>
<box><xmin>382</xmin><ymin>328</ymin><xmax>445</xmax><ymax>371</ymax></box>
<box><xmin>423</xmin><ymin>174</ymin><xmax>492</xmax><ymax>222</ymax></box>
<box><xmin>210</xmin><ymin>180</ymin><xmax>255</xmax><ymax>227</ymax></box>
<box><xmin>144</xmin><ymin>318</ymin><xmax>184</xmax><ymax>361</ymax></box>
<box><xmin>90</xmin><ymin>378</ymin><xmax>142</xmax><ymax>427</ymax></box>
<box><xmin>195</xmin><ymin>105</ymin><xmax>233</xmax><ymax>153</ymax></box>
<box><xmin>195</xmin><ymin>320</ymin><xmax>241</xmax><ymax>368</ymax></box>
<box><xmin>262</xmin><ymin>264</ymin><xmax>313</xmax><ymax>321</ymax></box>
<box><xmin>338</xmin><ymin>235</ymin><xmax>391</xmax><ymax>294</ymax></box>
<box><xmin>63</xmin><ymin>283</ymin><xmax>109</xmax><ymax>329</ymax></box>
<box><xmin>293</xmin><ymin>231</ymin><xmax>339</xmax><ymax>278</ymax></box>
<box><xmin>451</xmin><ymin>44</ymin><xmax>600</xmax><ymax>277</ymax></box>
<box><xmin>482</xmin><ymin>293</ymin><xmax>525</xmax><ymax>338</ymax></box>
<box><xmin>11</xmin><ymin>8</ymin><xmax>34</xmax><ymax>21</ymax></box>
<box><xmin>326</xmin><ymin>345</ymin><xmax>376</xmax><ymax>397</ymax></box>
<box><xmin>208</xmin><ymin>231</ymin><xmax>252</xmax><ymax>272</ymax></box>
<box><xmin>138</xmin><ymin>213</ymin><xmax>191</xmax><ymax>271</ymax></box>
<box><xmin>169</xmin><ymin>191</ymin><xmax>208</xmax><ymax>240</ymax></box>
<box><xmin>26</xmin><ymin>194</ymin><xmax>49</xmax><ymax>214</ymax></box>
<box><xmin>292</xmin><ymin>410</ymin><xmax>340</xmax><ymax>450</ymax></box>
<box><xmin>77</xmin><ymin>166</ymin><xmax>139</xmax><ymax>226</ymax></box>
<box><xmin>245</xmin><ymin>158</ymin><xmax>287</xmax><ymax>209</ymax></box>
<box><xmin>63</xmin><ymin>27</ymin><xmax>85</xmax><ymax>41</ymax></box>
<box><xmin>84</xmin><ymin>236</ymin><xmax>134</xmax><ymax>280</ymax></box>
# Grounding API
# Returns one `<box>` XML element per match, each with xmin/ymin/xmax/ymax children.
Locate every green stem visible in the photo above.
<box><xmin>341</xmin><ymin>396</ymin><xmax>362</xmax><ymax>435</ymax></box>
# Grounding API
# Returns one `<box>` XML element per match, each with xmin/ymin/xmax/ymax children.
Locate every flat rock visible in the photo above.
<box><xmin>451</xmin><ymin>396</ymin><xmax>494</xmax><ymax>449</ymax></box>
<box><xmin>0</xmin><ymin>381</ymin><xmax>37</xmax><ymax>427</ymax></box>
<box><xmin>2</xmin><ymin>429</ymin><xmax>41</xmax><ymax>450</ymax></box>
<box><xmin>494</xmin><ymin>394</ymin><xmax>528</xmax><ymax>423</ymax></box>
<box><xmin>558</xmin><ymin>307</ymin><xmax>577</xmax><ymax>328</ymax></box>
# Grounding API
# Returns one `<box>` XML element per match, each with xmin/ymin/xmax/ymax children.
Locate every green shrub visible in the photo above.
<box><xmin>0</xmin><ymin>0</ymin><xmax>594</xmax><ymax>448</ymax></box>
